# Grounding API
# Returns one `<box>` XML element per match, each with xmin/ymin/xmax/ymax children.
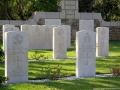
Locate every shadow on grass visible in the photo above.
<box><xmin>0</xmin><ymin>77</ymin><xmax>120</xmax><ymax>90</ymax></box>
<box><xmin>67</xmin><ymin>48</ymin><xmax>75</xmax><ymax>52</ymax></box>
<box><xmin>28</xmin><ymin>60</ymin><xmax>75</xmax><ymax>78</ymax></box>
<box><xmin>28</xmin><ymin>77</ymin><xmax>120</xmax><ymax>90</ymax></box>
<box><xmin>29</xmin><ymin>49</ymin><xmax>52</xmax><ymax>53</ymax></box>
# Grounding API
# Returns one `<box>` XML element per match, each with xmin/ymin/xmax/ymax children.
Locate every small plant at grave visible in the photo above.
<box><xmin>42</xmin><ymin>65</ymin><xmax>65</xmax><ymax>80</ymax></box>
<box><xmin>0</xmin><ymin>46</ymin><xmax>4</xmax><ymax>61</ymax></box>
<box><xmin>111</xmin><ymin>67</ymin><xmax>120</xmax><ymax>76</ymax></box>
<box><xmin>0</xmin><ymin>75</ymin><xmax>8</xmax><ymax>85</ymax></box>
<box><xmin>31</xmin><ymin>50</ymin><xmax>48</xmax><ymax>60</ymax></box>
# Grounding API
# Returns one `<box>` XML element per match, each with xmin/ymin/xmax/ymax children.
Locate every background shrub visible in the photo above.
<box><xmin>0</xmin><ymin>75</ymin><xmax>8</xmax><ymax>85</ymax></box>
<box><xmin>0</xmin><ymin>45</ymin><xmax>4</xmax><ymax>61</ymax></box>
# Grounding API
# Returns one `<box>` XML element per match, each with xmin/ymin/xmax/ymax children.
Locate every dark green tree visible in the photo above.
<box><xmin>0</xmin><ymin>0</ymin><xmax>10</xmax><ymax>19</ymax></box>
<box><xmin>79</xmin><ymin>0</ymin><xmax>94</xmax><ymax>12</ymax></box>
<box><xmin>102</xmin><ymin>0</ymin><xmax>120</xmax><ymax>21</ymax></box>
<box><xmin>7</xmin><ymin>0</ymin><xmax>61</xmax><ymax>20</ymax></box>
<box><xmin>1</xmin><ymin>0</ymin><xmax>120</xmax><ymax>21</ymax></box>
<box><xmin>79</xmin><ymin>0</ymin><xmax>120</xmax><ymax>21</ymax></box>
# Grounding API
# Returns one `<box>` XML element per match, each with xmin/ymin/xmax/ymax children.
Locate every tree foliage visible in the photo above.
<box><xmin>79</xmin><ymin>0</ymin><xmax>120</xmax><ymax>21</ymax></box>
<box><xmin>0</xmin><ymin>0</ymin><xmax>7</xmax><ymax>19</ymax></box>
<box><xmin>0</xmin><ymin>0</ymin><xmax>120</xmax><ymax>21</ymax></box>
<box><xmin>102</xmin><ymin>0</ymin><xmax>120</xmax><ymax>21</ymax></box>
<box><xmin>0</xmin><ymin>0</ymin><xmax>61</xmax><ymax>20</ymax></box>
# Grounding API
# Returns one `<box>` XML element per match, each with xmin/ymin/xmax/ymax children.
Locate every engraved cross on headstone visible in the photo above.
<box><xmin>14</xmin><ymin>56</ymin><xmax>22</xmax><ymax>69</ymax></box>
<box><xmin>58</xmin><ymin>41</ymin><xmax>64</xmax><ymax>53</ymax></box>
<box><xmin>84</xmin><ymin>53</ymin><xmax>90</xmax><ymax>65</ymax></box>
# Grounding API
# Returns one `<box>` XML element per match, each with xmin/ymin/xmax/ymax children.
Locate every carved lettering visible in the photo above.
<box><xmin>13</xmin><ymin>34</ymin><xmax>23</xmax><ymax>45</ymax></box>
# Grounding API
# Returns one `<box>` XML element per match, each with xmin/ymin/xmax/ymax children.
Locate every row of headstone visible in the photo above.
<box><xmin>21</xmin><ymin>25</ymin><xmax>71</xmax><ymax>50</ymax></box>
<box><xmin>4</xmin><ymin>28</ymin><xmax>109</xmax><ymax>83</ymax></box>
<box><xmin>76</xmin><ymin>20</ymin><xmax>109</xmax><ymax>77</ymax></box>
<box><xmin>3</xmin><ymin>24</ymin><xmax>109</xmax><ymax>59</ymax></box>
<box><xmin>4</xmin><ymin>20</ymin><xmax>109</xmax><ymax>83</ymax></box>
<box><xmin>79</xmin><ymin>20</ymin><xmax>109</xmax><ymax>57</ymax></box>
<box><xmin>45</xmin><ymin>19</ymin><xmax>94</xmax><ymax>31</ymax></box>
<box><xmin>4</xmin><ymin>19</ymin><xmax>61</xmax><ymax>83</ymax></box>
<box><xmin>3</xmin><ymin>20</ymin><xmax>108</xmax><ymax>57</ymax></box>
<box><xmin>4</xmin><ymin>26</ymin><xmax>68</xmax><ymax>84</ymax></box>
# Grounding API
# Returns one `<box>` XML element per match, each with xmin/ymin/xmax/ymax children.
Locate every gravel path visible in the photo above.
<box><xmin>28</xmin><ymin>74</ymin><xmax>113</xmax><ymax>83</ymax></box>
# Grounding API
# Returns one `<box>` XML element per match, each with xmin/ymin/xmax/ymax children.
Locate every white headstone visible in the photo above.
<box><xmin>42</xmin><ymin>25</ymin><xmax>53</xmax><ymax>49</ymax></box>
<box><xmin>32</xmin><ymin>25</ymin><xmax>44</xmax><ymax>49</ymax></box>
<box><xmin>5</xmin><ymin>31</ymin><xmax>28</xmax><ymax>84</ymax></box>
<box><xmin>45</xmin><ymin>19</ymin><xmax>61</xmax><ymax>25</ymax></box>
<box><xmin>62</xmin><ymin>25</ymin><xmax>71</xmax><ymax>48</ymax></box>
<box><xmin>3</xmin><ymin>24</ymin><xmax>15</xmax><ymax>51</ymax></box>
<box><xmin>21</xmin><ymin>25</ymin><xmax>33</xmax><ymax>50</ymax></box>
<box><xmin>3</xmin><ymin>26</ymin><xmax>19</xmax><ymax>51</ymax></box>
<box><xmin>53</xmin><ymin>26</ymin><xmax>67</xmax><ymax>59</ymax></box>
<box><xmin>3</xmin><ymin>24</ymin><xmax>15</xmax><ymax>31</ymax></box>
<box><xmin>96</xmin><ymin>27</ymin><xmax>109</xmax><ymax>57</ymax></box>
<box><xmin>76</xmin><ymin>30</ymin><xmax>96</xmax><ymax>77</ymax></box>
<box><xmin>79</xmin><ymin>20</ymin><xmax>94</xmax><ymax>31</ymax></box>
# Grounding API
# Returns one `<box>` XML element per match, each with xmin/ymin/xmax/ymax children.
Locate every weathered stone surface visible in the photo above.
<box><xmin>42</xmin><ymin>25</ymin><xmax>53</xmax><ymax>49</ymax></box>
<box><xmin>3</xmin><ymin>25</ymin><xmax>18</xmax><ymax>51</ymax></box>
<box><xmin>5</xmin><ymin>31</ymin><xmax>28</xmax><ymax>84</ymax></box>
<box><xmin>79</xmin><ymin>20</ymin><xmax>94</xmax><ymax>31</ymax></box>
<box><xmin>21</xmin><ymin>25</ymin><xmax>33</xmax><ymax>50</ymax></box>
<box><xmin>62</xmin><ymin>25</ymin><xmax>71</xmax><ymax>48</ymax></box>
<box><xmin>53</xmin><ymin>26</ymin><xmax>67</xmax><ymax>59</ymax></box>
<box><xmin>96</xmin><ymin>27</ymin><xmax>109</xmax><ymax>56</ymax></box>
<box><xmin>76</xmin><ymin>30</ymin><xmax>96</xmax><ymax>77</ymax></box>
<box><xmin>32</xmin><ymin>25</ymin><xmax>43</xmax><ymax>49</ymax></box>
<box><xmin>45</xmin><ymin>19</ymin><xmax>61</xmax><ymax>25</ymax></box>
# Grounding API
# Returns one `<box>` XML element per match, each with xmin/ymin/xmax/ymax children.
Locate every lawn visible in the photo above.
<box><xmin>0</xmin><ymin>40</ymin><xmax>120</xmax><ymax>89</ymax></box>
<box><xmin>0</xmin><ymin>77</ymin><xmax>120</xmax><ymax>90</ymax></box>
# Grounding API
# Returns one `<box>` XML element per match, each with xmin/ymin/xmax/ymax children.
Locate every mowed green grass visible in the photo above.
<box><xmin>0</xmin><ymin>40</ymin><xmax>120</xmax><ymax>89</ymax></box>
<box><xmin>109</xmin><ymin>40</ymin><xmax>120</xmax><ymax>56</ymax></box>
<box><xmin>28</xmin><ymin>41</ymin><xmax>76</xmax><ymax>59</ymax></box>
<box><xmin>28</xmin><ymin>48</ymin><xmax>75</xmax><ymax>59</ymax></box>
<box><xmin>0</xmin><ymin>77</ymin><xmax>120</xmax><ymax>90</ymax></box>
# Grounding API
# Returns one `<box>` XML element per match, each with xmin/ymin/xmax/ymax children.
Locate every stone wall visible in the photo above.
<box><xmin>1</xmin><ymin>18</ymin><xmax>120</xmax><ymax>41</ymax></box>
<box><xmin>109</xmin><ymin>26</ymin><xmax>120</xmax><ymax>40</ymax></box>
